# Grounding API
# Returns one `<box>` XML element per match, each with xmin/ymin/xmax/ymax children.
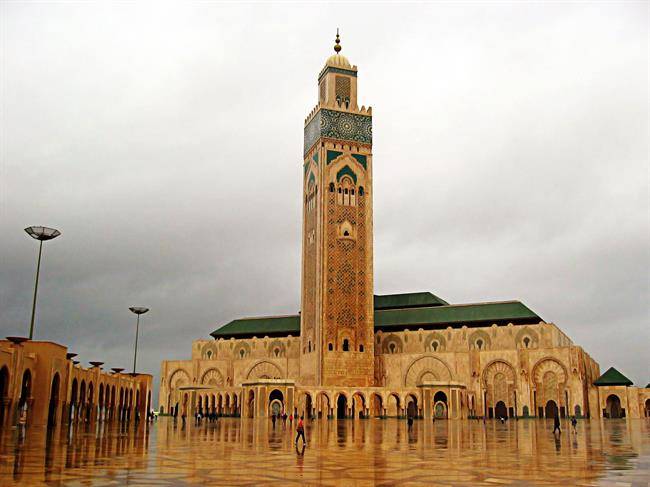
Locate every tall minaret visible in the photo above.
<box><xmin>300</xmin><ymin>32</ymin><xmax>374</xmax><ymax>387</ymax></box>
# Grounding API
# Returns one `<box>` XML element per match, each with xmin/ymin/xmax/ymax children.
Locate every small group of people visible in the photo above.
<box><xmin>270</xmin><ymin>411</ymin><xmax>291</xmax><ymax>428</ymax></box>
<box><xmin>194</xmin><ymin>410</ymin><xmax>219</xmax><ymax>425</ymax></box>
<box><xmin>554</xmin><ymin>414</ymin><xmax>579</xmax><ymax>434</ymax></box>
<box><xmin>271</xmin><ymin>412</ymin><xmax>307</xmax><ymax>447</ymax></box>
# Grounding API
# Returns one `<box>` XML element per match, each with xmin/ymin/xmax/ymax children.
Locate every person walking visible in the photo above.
<box><xmin>295</xmin><ymin>415</ymin><xmax>306</xmax><ymax>446</ymax></box>
<box><xmin>289</xmin><ymin>413</ymin><xmax>294</xmax><ymax>427</ymax></box>
<box><xmin>553</xmin><ymin>413</ymin><xmax>561</xmax><ymax>435</ymax></box>
<box><xmin>272</xmin><ymin>413</ymin><xmax>277</xmax><ymax>429</ymax></box>
<box><xmin>571</xmin><ymin>416</ymin><xmax>577</xmax><ymax>433</ymax></box>
<box><xmin>407</xmin><ymin>416</ymin><xmax>414</xmax><ymax>431</ymax></box>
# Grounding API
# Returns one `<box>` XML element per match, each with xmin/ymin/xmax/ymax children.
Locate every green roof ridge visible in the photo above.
<box><xmin>374</xmin><ymin>292</ymin><xmax>448</xmax><ymax>309</ymax></box>
<box><xmin>593</xmin><ymin>367</ymin><xmax>633</xmax><ymax>386</ymax></box>
<box><xmin>209</xmin><ymin>299</ymin><xmax>542</xmax><ymax>339</ymax></box>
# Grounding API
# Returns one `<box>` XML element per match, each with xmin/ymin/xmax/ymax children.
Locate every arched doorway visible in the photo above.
<box><xmin>406</xmin><ymin>394</ymin><xmax>418</xmax><ymax>418</ymax></box>
<box><xmin>269</xmin><ymin>389</ymin><xmax>284</xmax><ymax>416</ymax></box>
<box><xmin>87</xmin><ymin>383</ymin><xmax>94</xmax><ymax>422</ymax></box>
<box><xmin>304</xmin><ymin>393</ymin><xmax>313</xmax><ymax>419</ymax></box>
<box><xmin>18</xmin><ymin>369</ymin><xmax>32</xmax><ymax>424</ymax></box>
<box><xmin>247</xmin><ymin>390</ymin><xmax>255</xmax><ymax>418</ymax></box>
<box><xmin>69</xmin><ymin>379</ymin><xmax>78</xmax><ymax>422</ymax></box>
<box><xmin>48</xmin><ymin>373</ymin><xmax>60</xmax><ymax>428</ymax></box>
<box><xmin>545</xmin><ymin>400</ymin><xmax>558</xmax><ymax>419</ymax></box>
<box><xmin>79</xmin><ymin>381</ymin><xmax>86</xmax><ymax>422</ymax></box>
<box><xmin>337</xmin><ymin>394</ymin><xmax>347</xmax><ymax>419</ymax></box>
<box><xmin>110</xmin><ymin>385</ymin><xmax>116</xmax><ymax>420</ymax></box>
<box><xmin>316</xmin><ymin>392</ymin><xmax>330</xmax><ymax>418</ymax></box>
<box><xmin>495</xmin><ymin>401</ymin><xmax>508</xmax><ymax>419</ymax></box>
<box><xmin>433</xmin><ymin>391</ymin><xmax>448</xmax><ymax>419</ymax></box>
<box><xmin>118</xmin><ymin>388</ymin><xmax>124</xmax><ymax>421</ymax></box>
<box><xmin>0</xmin><ymin>366</ymin><xmax>9</xmax><ymax>425</ymax></box>
<box><xmin>352</xmin><ymin>393</ymin><xmax>365</xmax><ymax>418</ymax></box>
<box><xmin>98</xmin><ymin>384</ymin><xmax>104</xmax><ymax>421</ymax></box>
<box><xmin>387</xmin><ymin>393</ymin><xmax>401</xmax><ymax>417</ymax></box>
<box><xmin>135</xmin><ymin>390</ymin><xmax>140</xmax><ymax>420</ymax></box>
<box><xmin>606</xmin><ymin>394</ymin><xmax>622</xmax><ymax>418</ymax></box>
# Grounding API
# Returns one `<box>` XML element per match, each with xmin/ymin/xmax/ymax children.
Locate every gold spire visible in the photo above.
<box><xmin>334</xmin><ymin>28</ymin><xmax>341</xmax><ymax>53</ymax></box>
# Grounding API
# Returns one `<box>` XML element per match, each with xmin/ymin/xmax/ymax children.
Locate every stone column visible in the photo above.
<box><xmin>423</xmin><ymin>389</ymin><xmax>431</xmax><ymax>420</ymax></box>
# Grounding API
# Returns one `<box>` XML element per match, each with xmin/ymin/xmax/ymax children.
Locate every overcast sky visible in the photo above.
<box><xmin>1</xmin><ymin>2</ymin><xmax>648</xmax><ymax>403</ymax></box>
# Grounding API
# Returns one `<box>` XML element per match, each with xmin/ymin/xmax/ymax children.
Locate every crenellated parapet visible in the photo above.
<box><xmin>304</xmin><ymin>100</ymin><xmax>373</xmax><ymax>127</ymax></box>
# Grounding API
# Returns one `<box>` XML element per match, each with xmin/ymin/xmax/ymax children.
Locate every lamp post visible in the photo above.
<box><xmin>129</xmin><ymin>307</ymin><xmax>149</xmax><ymax>375</ymax></box>
<box><xmin>24</xmin><ymin>226</ymin><xmax>61</xmax><ymax>340</ymax></box>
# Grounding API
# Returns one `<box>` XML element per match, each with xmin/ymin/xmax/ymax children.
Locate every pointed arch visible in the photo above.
<box><xmin>200</xmin><ymin>368</ymin><xmax>225</xmax><ymax>386</ymax></box>
<box><xmin>169</xmin><ymin>369</ymin><xmax>191</xmax><ymax>389</ymax></box>
<box><xmin>404</xmin><ymin>355</ymin><xmax>453</xmax><ymax>386</ymax></box>
<box><xmin>336</xmin><ymin>165</ymin><xmax>357</xmax><ymax>184</ymax></box>
<box><xmin>245</xmin><ymin>361</ymin><xmax>284</xmax><ymax>380</ymax></box>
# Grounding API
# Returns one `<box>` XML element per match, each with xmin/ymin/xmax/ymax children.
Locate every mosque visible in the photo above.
<box><xmin>158</xmin><ymin>35</ymin><xmax>650</xmax><ymax>422</ymax></box>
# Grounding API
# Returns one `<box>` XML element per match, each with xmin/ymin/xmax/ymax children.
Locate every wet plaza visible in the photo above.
<box><xmin>1</xmin><ymin>417</ymin><xmax>649</xmax><ymax>486</ymax></box>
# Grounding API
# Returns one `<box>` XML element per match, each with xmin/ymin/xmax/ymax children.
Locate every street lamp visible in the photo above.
<box><xmin>129</xmin><ymin>307</ymin><xmax>149</xmax><ymax>375</ymax></box>
<box><xmin>24</xmin><ymin>226</ymin><xmax>61</xmax><ymax>340</ymax></box>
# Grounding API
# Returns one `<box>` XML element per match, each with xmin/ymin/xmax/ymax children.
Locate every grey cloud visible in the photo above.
<box><xmin>1</xmin><ymin>2</ymin><xmax>647</xmax><ymax>402</ymax></box>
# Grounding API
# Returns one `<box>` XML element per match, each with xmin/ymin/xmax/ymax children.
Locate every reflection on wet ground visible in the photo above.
<box><xmin>1</xmin><ymin>417</ymin><xmax>649</xmax><ymax>485</ymax></box>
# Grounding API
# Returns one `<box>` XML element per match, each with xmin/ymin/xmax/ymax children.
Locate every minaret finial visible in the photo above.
<box><xmin>334</xmin><ymin>28</ymin><xmax>341</xmax><ymax>53</ymax></box>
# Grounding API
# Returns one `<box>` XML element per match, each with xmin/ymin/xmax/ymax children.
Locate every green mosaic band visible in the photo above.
<box><xmin>304</xmin><ymin>109</ymin><xmax>372</xmax><ymax>155</ymax></box>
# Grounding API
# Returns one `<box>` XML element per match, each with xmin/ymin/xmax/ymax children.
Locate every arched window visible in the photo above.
<box><xmin>206</xmin><ymin>350</ymin><xmax>213</xmax><ymax>359</ymax></box>
<box><xmin>328</xmin><ymin>343</ymin><xmax>333</xmax><ymax>351</ymax></box>
<box><xmin>389</xmin><ymin>343</ymin><xmax>396</xmax><ymax>354</ymax></box>
<box><xmin>359</xmin><ymin>186</ymin><xmax>364</xmax><ymax>196</ymax></box>
<box><xmin>523</xmin><ymin>337</ymin><xmax>531</xmax><ymax>348</ymax></box>
<box><xmin>431</xmin><ymin>341</ymin><xmax>439</xmax><ymax>352</ymax></box>
<box><xmin>342</xmin><ymin>339</ymin><xmax>349</xmax><ymax>352</ymax></box>
<box><xmin>329</xmin><ymin>182</ymin><xmax>335</xmax><ymax>192</ymax></box>
<box><xmin>239</xmin><ymin>349</ymin><xmax>245</xmax><ymax>358</ymax></box>
<box><xmin>476</xmin><ymin>339</ymin><xmax>483</xmax><ymax>350</ymax></box>
<box><xmin>338</xmin><ymin>176</ymin><xmax>356</xmax><ymax>206</ymax></box>
<box><xmin>359</xmin><ymin>344</ymin><xmax>364</xmax><ymax>352</ymax></box>
<box><xmin>308</xmin><ymin>341</ymin><xmax>312</xmax><ymax>353</ymax></box>
<box><xmin>306</xmin><ymin>180</ymin><xmax>316</xmax><ymax>212</ymax></box>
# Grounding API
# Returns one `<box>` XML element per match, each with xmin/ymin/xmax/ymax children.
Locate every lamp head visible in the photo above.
<box><xmin>129</xmin><ymin>307</ymin><xmax>149</xmax><ymax>315</ymax></box>
<box><xmin>25</xmin><ymin>226</ymin><xmax>61</xmax><ymax>241</ymax></box>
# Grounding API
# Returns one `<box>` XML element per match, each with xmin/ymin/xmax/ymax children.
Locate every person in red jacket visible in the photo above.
<box><xmin>295</xmin><ymin>415</ymin><xmax>307</xmax><ymax>446</ymax></box>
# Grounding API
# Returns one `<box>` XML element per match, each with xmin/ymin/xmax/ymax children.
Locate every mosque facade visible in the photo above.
<box><xmin>158</xmin><ymin>36</ymin><xmax>650</xmax><ymax>422</ymax></box>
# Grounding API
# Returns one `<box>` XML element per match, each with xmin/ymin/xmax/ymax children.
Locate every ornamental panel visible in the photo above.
<box><xmin>304</xmin><ymin>109</ymin><xmax>372</xmax><ymax>154</ymax></box>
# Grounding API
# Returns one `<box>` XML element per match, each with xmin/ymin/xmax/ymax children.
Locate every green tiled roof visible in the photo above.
<box><xmin>210</xmin><ymin>315</ymin><xmax>300</xmax><ymax>339</ymax></box>
<box><xmin>374</xmin><ymin>292</ymin><xmax>448</xmax><ymax>309</ymax></box>
<box><xmin>593</xmin><ymin>367</ymin><xmax>633</xmax><ymax>386</ymax></box>
<box><xmin>374</xmin><ymin>301</ymin><xmax>540</xmax><ymax>330</ymax></box>
<box><xmin>210</xmin><ymin>297</ymin><xmax>542</xmax><ymax>339</ymax></box>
